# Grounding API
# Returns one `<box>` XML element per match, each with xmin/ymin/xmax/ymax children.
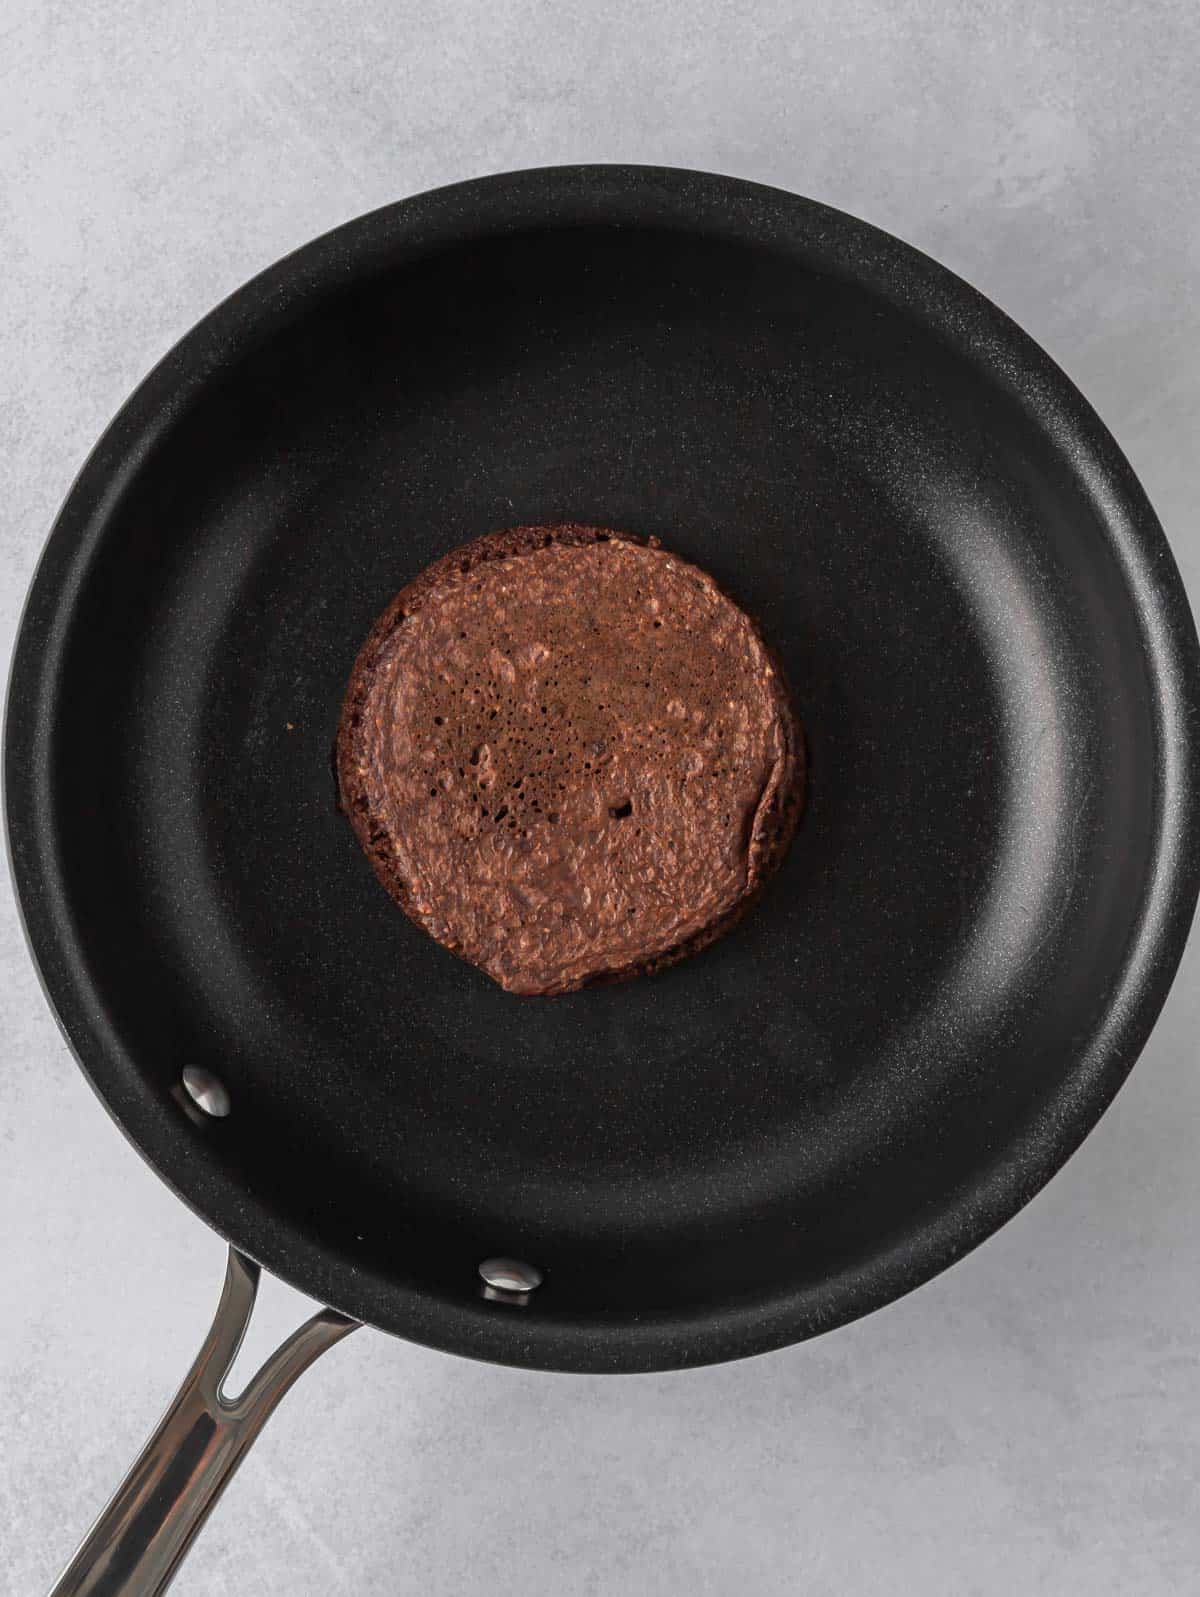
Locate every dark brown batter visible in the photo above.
<box><xmin>337</xmin><ymin>525</ymin><xmax>804</xmax><ymax>994</ymax></box>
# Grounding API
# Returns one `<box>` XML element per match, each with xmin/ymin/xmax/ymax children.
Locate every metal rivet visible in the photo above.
<box><xmin>181</xmin><ymin>1066</ymin><xmax>231</xmax><ymax>1119</ymax></box>
<box><xmin>479</xmin><ymin>1257</ymin><xmax>543</xmax><ymax>1302</ymax></box>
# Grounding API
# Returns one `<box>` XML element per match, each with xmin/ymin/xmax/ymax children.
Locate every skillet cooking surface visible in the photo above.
<box><xmin>8</xmin><ymin>167</ymin><xmax>1199</xmax><ymax>1371</ymax></box>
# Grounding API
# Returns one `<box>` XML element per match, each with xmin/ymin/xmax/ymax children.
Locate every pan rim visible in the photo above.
<box><xmin>7</xmin><ymin>162</ymin><xmax>1200</xmax><ymax>1372</ymax></box>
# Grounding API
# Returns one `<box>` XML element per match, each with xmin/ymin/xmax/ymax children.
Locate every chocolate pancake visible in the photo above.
<box><xmin>337</xmin><ymin>525</ymin><xmax>804</xmax><ymax>995</ymax></box>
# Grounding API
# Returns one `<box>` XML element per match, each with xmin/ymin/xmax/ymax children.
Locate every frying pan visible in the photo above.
<box><xmin>8</xmin><ymin>165</ymin><xmax>1200</xmax><ymax>1595</ymax></box>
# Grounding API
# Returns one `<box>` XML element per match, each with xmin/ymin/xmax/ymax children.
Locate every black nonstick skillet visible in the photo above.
<box><xmin>8</xmin><ymin>166</ymin><xmax>1199</xmax><ymax>1594</ymax></box>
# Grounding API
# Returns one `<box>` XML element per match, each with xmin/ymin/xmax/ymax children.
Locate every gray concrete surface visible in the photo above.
<box><xmin>4</xmin><ymin>2</ymin><xmax>1200</xmax><ymax>1592</ymax></box>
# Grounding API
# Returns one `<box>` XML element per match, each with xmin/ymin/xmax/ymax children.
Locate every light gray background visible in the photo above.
<box><xmin>3</xmin><ymin>2</ymin><xmax>1199</xmax><ymax>1592</ymax></box>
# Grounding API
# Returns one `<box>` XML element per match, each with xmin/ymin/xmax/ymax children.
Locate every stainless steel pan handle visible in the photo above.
<box><xmin>49</xmin><ymin>1248</ymin><xmax>357</xmax><ymax>1597</ymax></box>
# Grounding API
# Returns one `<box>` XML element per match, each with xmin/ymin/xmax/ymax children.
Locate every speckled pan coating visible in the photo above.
<box><xmin>7</xmin><ymin>166</ymin><xmax>1199</xmax><ymax>1375</ymax></box>
<box><xmin>337</xmin><ymin>525</ymin><xmax>804</xmax><ymax>993</ymax></box>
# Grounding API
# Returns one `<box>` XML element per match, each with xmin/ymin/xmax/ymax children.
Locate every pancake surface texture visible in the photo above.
<box><xmin>337</xmin><ymin>525</ymin><xmax>803</xmax><ymax>994</ymax></box>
